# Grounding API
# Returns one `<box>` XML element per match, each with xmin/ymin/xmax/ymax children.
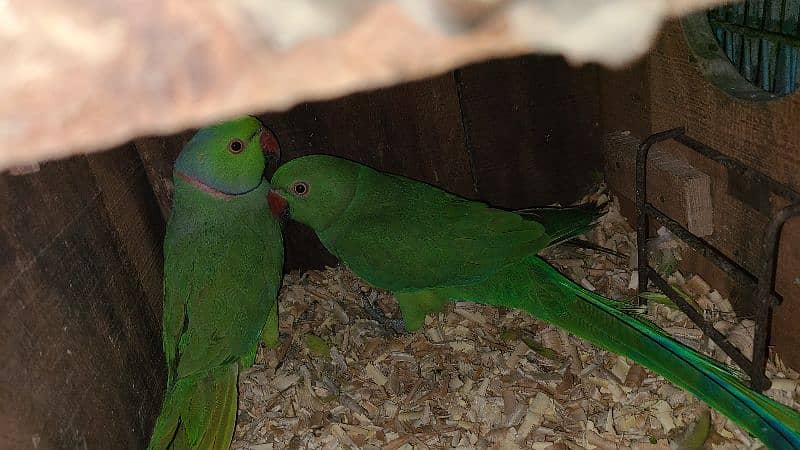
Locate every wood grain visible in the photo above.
<box><xmin>456</xmin><ymin>56</ymin><xmax>603</xmax><ymax>209</ymax></box>
<box><xmin>0</xmin><ymin>146</ymin><xmax>164</xmax><ymax>449</ymax></box>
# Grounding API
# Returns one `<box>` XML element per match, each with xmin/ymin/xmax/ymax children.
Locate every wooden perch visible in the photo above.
<box><xmin>604</xmin><ymin>131</ymin><xmax>714</xmax><ymax>236</ymax></box>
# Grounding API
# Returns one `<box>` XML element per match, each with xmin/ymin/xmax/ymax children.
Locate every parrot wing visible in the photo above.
<box><xmin>162</xmin><ymin>223</ymin><xmax>193</xmax><ymax>387</ymax></box>
<box><xmin>163</xmin><ymin>203</ymin><xmax>280</xmax><ymax>383</ymax></box>
<box><xmin>319</xmin><ymin>169</ymin><xmax>553</xmax><ymax>292</ymax></box>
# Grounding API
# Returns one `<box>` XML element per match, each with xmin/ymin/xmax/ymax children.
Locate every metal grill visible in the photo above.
<box><xmin>708</xmin><ymin>0</ymin><xmax>800</xmax><ymax>95</ymax></box>
<box><xmin>636</xmin><ymin>128</ymin><xmax>800</xmax><ymax>392</ymax></box>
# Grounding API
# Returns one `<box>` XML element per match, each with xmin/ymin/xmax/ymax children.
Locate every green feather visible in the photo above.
<box><xmin>672</xmin><ymin>408</ymin><xmax>711</xmax><ymax>450</ymax></box>
<box><xmin>270</xmin><ymin>155</ymin><xmax>800</xmax><ymax>449</ymax></box>
<box><xmin>273</xmin><ymin>156</ymin><xmax>552</xmax><ymax>292</ymax></box>
<box><xmin>261</xmin><ymin>301</ymin><xmax>280</xmax><ymax>349</ymax></box>
<box><xmin>149</xmin><ymin>118</ymin><xmax>283</xmax><ymax>450</ymax></box>
<box><xmin>515</xmin><ymin>204</ymin><xmax>604</xmax><ymax>247</ymax></box>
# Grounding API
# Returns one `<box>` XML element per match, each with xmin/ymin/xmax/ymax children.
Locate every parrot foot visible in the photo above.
<box><xmin>362</xmin><ymin>295</ymin><xmax>408</xmax><ymax>334</ymax></box>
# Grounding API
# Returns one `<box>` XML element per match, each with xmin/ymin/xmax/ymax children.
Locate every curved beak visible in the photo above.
<box><xmin>268</xmin><ymin>189</ymin><xmax>289</xmax><ymax>220</ymax></box>
<box><xmin>259</xmin><ymin>127</ymin><xmax>281</xmax><ymax>163</ymax></box>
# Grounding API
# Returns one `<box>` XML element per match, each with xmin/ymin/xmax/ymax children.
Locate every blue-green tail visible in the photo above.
<box><xmin>533</xmin><ymin>257</ymin><xmax>800</xmax><ymax>449</ymax></box>
<box><xmin>445</xmin><ymin>256</ymin><xmax>800</xmax><ymax>449</ymax></box>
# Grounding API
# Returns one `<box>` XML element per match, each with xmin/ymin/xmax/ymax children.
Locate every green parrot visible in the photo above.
<box><xmin>147</xmin><ymin>117</ymin><xmax>283</xmax><ymax>450</ymax></box>
<box><xmin>269</xmin><ymin>154</ymin><xmax>800</xmax><ymax>449</ymax></box>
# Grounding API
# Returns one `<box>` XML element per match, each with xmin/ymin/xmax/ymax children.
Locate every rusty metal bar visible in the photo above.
<box><xmin>674</xmin><ymin>133</ymin><xmax>800</xmax><ymax>204</ymax></box>
<box><xmin>635</xmin><ymin>127</ymin><xmax>798</xmax><ymax>391</ymax></box>
<box><xmin>644</xmin><ymin>204</ymin><xmax>763</xmax><ymax>293</ymax></box>
<box><xmin>635</xmin><ymin>127</ymin><xmax>686</xmax><ymax>300</ymax></box>
<box><xmin>648</xmin><ymin>270</ymin><xmax>755</xmax><ymax>374</ymax></box>
<box><xmin>751</xmin><ymin>204</ymin><xmax>800</xmax><ymax>391</ymax></box>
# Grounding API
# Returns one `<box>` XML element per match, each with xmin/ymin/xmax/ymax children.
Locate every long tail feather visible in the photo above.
<box><xmin>515</xmin><ymin>204</ymin><xmax>605</xmax><ymax>248</ymax></box>
<box><xmin>445</xmin><ymin>256</ymin><xmax>800</xmax><ymax>449</ymax></box>
<box><xmin>148</xmin><ymin>363</ymin><xmax>239</xmax><ymax>450</ymax></box>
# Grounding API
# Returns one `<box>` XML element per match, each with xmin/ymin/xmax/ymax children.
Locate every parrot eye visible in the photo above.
<box><xmin>291</xmin><ymin>181</ymin><xmax>309</xmax><ymax>197</ymax></box>
<box><xmin>228</xmin><ymin>139</ymin><xmax>244</xmax><ymax>154</ymax></box>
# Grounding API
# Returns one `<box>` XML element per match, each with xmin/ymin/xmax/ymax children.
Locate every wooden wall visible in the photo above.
<box><xmin>601</xmin><ymin>19</ymin><xmax>800</xmax><ymax>367</ymax></box>
<box><xmin>0</xmin><ymin>146</ymin><xmax>165</xmax><ymax>449</ymax></box>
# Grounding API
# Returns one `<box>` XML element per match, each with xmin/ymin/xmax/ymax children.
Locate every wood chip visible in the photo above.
<box><xmin>685</xmin><ymin>275</ymin><xmax>711</xmax><ymax>297</ymax></box>
<box><xmin>365</xmin><ymin>363</ymin><xmax>388</xmax><ymax>386</ymax></box>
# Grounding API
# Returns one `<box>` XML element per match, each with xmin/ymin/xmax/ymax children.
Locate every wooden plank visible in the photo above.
<box><xmin>598</xmin><ymin>61</ymin><xmax>652</xmax><ymax>141</ymax></box>
<box><xmin>773</xmin><ymin>216</ymin><xmax>800</xmax><ymax>365</ymax></box>
<box><xmin>651</xmin><ymin>21</ymin><xmax>800</xmax><ymax>192</ymax></box>
<box><xmin>261</xmin><ymin>73</ymin><xmax>476</xmax><ymax>198</ymax></box>
<box><xmin>603</xmin><ymin>132</ymin><xmax>714</xmax><ymax>236</ymax></box>
<box><xmin>607</xmin><ymin>136</ymin><xmax>780</xmax><ymax>316</ymax></box>
<box><xmin>455</xmin><ymin>55</ymin><xmax>603</xmax><ymax>209</ymax></box>
<box><xmin>0</xmin><ymin>148</ymin><xmax>164</xmax><ymax>449</ymax></box>
<box><xmin>604</xmin><ymin>130</ymin><xmax>790</xmax><ymax>308</ymax></box>
<box><xmin>650</xmin><ymin>148</ymin><xmax>714</xmax><ymax>236</ymax></box>
<box><xmin>86</xmin><ymin>146</ymin><xmax>166</xmax><ymax>314</ymax></box>
<box><xmin>134</xmin><ymin>131</ymin><xmax>195</xmax><ymax>218</ymax></box>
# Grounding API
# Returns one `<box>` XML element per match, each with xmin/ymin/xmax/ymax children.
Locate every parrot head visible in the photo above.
<box><xmin>174</xmin><ymin>116</ymin><xmax>281</xmax><ymax>196</ymax></box>
<box><xmin>268</xmin><ymin>155</ymin><xmax>359</xmax><ymax>230</ymax></box>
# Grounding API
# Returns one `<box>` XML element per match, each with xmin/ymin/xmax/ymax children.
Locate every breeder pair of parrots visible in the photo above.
<box><xmin>147</xmin><ymin>116</ymin><xmax>800</xmax><ymax>449</ymax></box>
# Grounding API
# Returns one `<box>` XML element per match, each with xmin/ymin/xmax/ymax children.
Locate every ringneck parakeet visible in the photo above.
<box><xmin>268</xmin><ymin>155</ymin><xmax>800</xmax><ymax>449</ymax></box>
<box><xmin>148</xmin><ymin>117</ymin><xmax>283</xmax><ymax>450</ymax></box>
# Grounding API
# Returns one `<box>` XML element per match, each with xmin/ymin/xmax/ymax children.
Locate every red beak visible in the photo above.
<box><xmin>268</xmin><ymin>190</ymin><xmax>288</xmax><ymax>219</ymax></box>
<box><xmin>259</xmin><ymin>127</ymin><xmax>281</xmax><ymax>162</ymax></box>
